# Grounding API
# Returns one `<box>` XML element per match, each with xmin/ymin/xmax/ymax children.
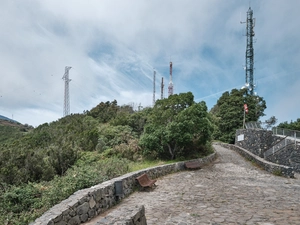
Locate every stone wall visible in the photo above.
<box><xmin>266</xmin><ymin>143</ymin><xmax>300</xmax><ymax>173</ymax></box>
<box><xmin>235</xmin><ymin>129</ymin><xmax>282</xmax><ymax>157</ymax></box>
<box><xmin>235</xmin><ymin>129</ymin><xmax>300</xmax><ymax>173</ymax></box>
<box><xmin>31</xmin><ymin>152</ymin><xmax>217</xmax><ymax>225</ymax></box>
<box><xmin>217</xmin><ymin>142</ymin><xmax>294</xmax><ymax>178</ymax></box>
<box><xmin>96</xmin><ymin>205</ymin><xmax>146</xmax><ymax>225</ymax></box>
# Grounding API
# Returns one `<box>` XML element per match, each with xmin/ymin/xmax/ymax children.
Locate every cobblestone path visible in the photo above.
<box><xmin>86</xmin><ymin>144</ymin><xmax>300</xmax><ymax>225</ymax></box>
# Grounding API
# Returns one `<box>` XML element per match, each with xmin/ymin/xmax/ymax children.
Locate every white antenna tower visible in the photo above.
<box><xmin>161</xmin><ymin>77</ymin><xmax>164</xmax><ymax>100</ymax></box>
<box><xmin>62</xmin><ymin>66</ymin><xmax>72</xmax><ymax>116</ymax></box>
<box><xmin>153</xmin><ymin>69</ymin><xmax>156</xmax><ymax>106</ymax></box>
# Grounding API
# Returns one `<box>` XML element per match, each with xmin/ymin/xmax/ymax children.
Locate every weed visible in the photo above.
<box><xmin>272</xmin><ymin>169</ymin><xmax>282</xmax><ymax>176</ymax></box>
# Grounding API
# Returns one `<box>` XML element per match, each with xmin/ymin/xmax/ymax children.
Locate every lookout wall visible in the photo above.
<box><xmin>31</xmin><ymin>153</ymin><xmax>217</xmax><ymax>225</ymax></box>
<box><xmin>235</xmin><ymin>129</ymin><xmax>300</xmax><ymax>173</ymax></box>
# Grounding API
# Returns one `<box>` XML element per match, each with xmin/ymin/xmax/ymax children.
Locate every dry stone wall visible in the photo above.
<box><xmin>235</xmin><ymin>129</ymin><xmax>300</xmax><ymax>173</ymax></box>
<box><xmin>235</xmin><ymin>129</ymin><xmax>282</xmax><ymax>157</ymax></box>
<box><xmin>30</xmin><ymin>152</ymin><xmax>217</xmax><ymax>225</ymax></box>
<box><xmin>266</xmin><ymin>143</ymin><xmax>300</xmax><ymax>173</ymax></box>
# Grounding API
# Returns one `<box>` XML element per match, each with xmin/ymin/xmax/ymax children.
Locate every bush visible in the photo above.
<box><xmin>0</xmin><ymin>156</ymin><xmax>131</xmax><ymax>225</ymax></box>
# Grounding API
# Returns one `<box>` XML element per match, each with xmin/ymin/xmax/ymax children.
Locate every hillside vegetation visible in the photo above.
<box><xmin>0</xmin><ymin>92</ymin><xmax>215</xmax><ymax>224</ymax></box>
<box><xmin>0</xmin><ymin>120</ymin><xmax>33</xmax><ymax>143</ymax></box>
<box><xmin>0</xmin><ymin>90</ymin><xmax>267</xmax><ymax>224</ymax></box>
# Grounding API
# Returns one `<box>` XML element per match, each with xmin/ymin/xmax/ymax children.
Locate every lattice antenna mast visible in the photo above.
<box><xmin>245</xmin><ymin>7</ymin><xmax>255</xmax><ymax>95</ymax></box>
<box><xmin>168</xmin><ymin>62</ymin><xmax>173</xmax><ymax>97</ymax></box>
<box><xmin>161</xmin><ymin>77</ymin><xmax>164</xmax><ymax>100</ymax></box>
<box><xmin>62</xmin><ymin>66</ymin><xmax>72</xmax><ymax>116</ymax></box>
<box><xmin>153</xmin><ymin>69</ymin><xmax>156</xmax><ymax>106</ymax></box>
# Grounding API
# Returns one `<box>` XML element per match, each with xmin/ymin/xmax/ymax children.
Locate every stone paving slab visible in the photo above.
<box><xmin>85</xmin><ymin>144</ymin><xmax>300</xmax><ymax>225</ymax></box>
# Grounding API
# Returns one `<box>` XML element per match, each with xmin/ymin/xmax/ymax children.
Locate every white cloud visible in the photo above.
<box><xmin>0</xmin><ymin>0</ymin><xmax>299</xmax><ymax>126</ymax></box>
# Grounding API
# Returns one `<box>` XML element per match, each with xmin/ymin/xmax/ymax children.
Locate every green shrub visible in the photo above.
<box><xmin>0</xmin><ymin>156</ymin><xmax>131</xmax><ymax>225</ymax></box>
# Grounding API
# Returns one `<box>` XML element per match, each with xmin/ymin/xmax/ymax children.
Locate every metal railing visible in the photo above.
<box><xmin>264</xmin><ymin>137</ymin><xmax>294</xmax><ymax>158</ymax></box>
<box><xmin>264</xmin><ymin>127</ymin><xmax>300</xmax><ymax>158</ymax></box>
<box><xmin>245</xmin><ymin>121</ymin><xmax>262</xmax><ymax>129</ymax></box>
<box><xmin>272</xmin><ymin>127</ymin><xmax>300</xmax><ymax>140</ymax></box>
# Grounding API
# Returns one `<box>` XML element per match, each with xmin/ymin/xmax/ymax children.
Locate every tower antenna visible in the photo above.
<box><xmin>153</xmin><ymin>69</ymin><xmax>156</xmax><ymax>106</ymax></box>
<box><xmin>161</xmin><ymin>77</ymin><xmax>164</xmax><ymax>100</ymax></box>
<box><xmin>168</xmin><ymin>62</ymin><xmax>173</xmax><ymax>97</ymax></box>
<box><xmin>62</xmin><ymin>66</ymin><xmax>72</xmax><ymax>116</ymax></box>
<box><xmin>242</xmin><ymin>7</ymin><xmax>256</xmax><ymax>95</ymax></box>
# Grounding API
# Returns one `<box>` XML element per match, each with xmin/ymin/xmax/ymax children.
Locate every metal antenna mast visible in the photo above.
<box><xmin>161</xmin><ymin>77</ymin><xmax>164</xmax><ymax>100</ymax></box>
<box><xmin>168</xmin><ymin>62</ymin><xmax>173</xmax><ymax>97</ymax></box>
<box><xmin>62</xmin><ymin>66</ymin><xmax>72</xmax><ymax>116</ymax></box>
<box><xmin>153</xmin><ymin>69</ymin><xmax>156</xmax><ymax>106</ymax></box>
<box><xmin>244</xmin><ymin>7</ymin><xmax>255</xmax><ymax>95</ymax></box>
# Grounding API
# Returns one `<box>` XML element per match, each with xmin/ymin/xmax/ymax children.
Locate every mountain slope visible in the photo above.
<box><xmin>0</xmin><ymin>115</ymin><xmax>19</xmax><ymax>124</ymax></box>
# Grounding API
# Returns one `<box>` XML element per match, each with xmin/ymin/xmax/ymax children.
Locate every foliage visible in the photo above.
<box><xmin>88</xmin><ymin>100</ymin><xmax>119</xmax><ymax>123</ymax></box>
<box><xmin>0</xmin><ymin>95</ymin><xmax>216</xmax><ymax>224</ymax></box>
<box><xmin>140</xmin><ymin>92</ymin><xmax>213</xmax><ymax>159</ymax></box>
<box><xmin>210</xmin><ymin>89</ymin><xmax>266</xmax><ymax>143</ymax></box>
<box><xmin>277</xmin><ymin>118</ymin><xmax>300</xmax><ymax>131</ymax></box>
<box><xmin>0</xmin><ymin>121</ymin><xmax>32</xmax><ymax>143</ymax></box>
<box><xmin>126</xmin><ymin>108</ymin><xmax>151</xmax><ymax>136</ymax></box>
<box><xmin>263</xmin><ymin>116</ymin><xmax>278</xmax><ymax>130</ymax></box>
<box><xmin>0</xmin><ymin>156</ymin><xmax>130</xmax><ymax>225</ymax></box>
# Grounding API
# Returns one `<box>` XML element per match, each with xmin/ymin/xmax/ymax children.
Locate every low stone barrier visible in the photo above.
<box><xmin>95</xmin><ymin>205</ymin><xmax>146</xmax><ymax>225</ymax></box>
<box><xmin>31</xmin><ymin>152</ymin><xmax>217</xmax><ymax>225</ymax></box>
<box><xmin>216</xmin><ymin>142</ymin><xmax>294</xmax><ymax>178</ymax></box>
<box><xmin>235</xmin><ymin>129</ymin><xmax>282</xmax><ymax>157</ymax></box>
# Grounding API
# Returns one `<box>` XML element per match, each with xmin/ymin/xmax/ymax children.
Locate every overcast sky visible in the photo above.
<box><xmin>0</xmin><ymin>0</ymin><xmax>299</xmax><ymax>127</ymax></box>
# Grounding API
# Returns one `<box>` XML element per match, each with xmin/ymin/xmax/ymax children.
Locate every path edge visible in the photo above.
<box><xmin>215</xmin><ymin>142</ymin><xmax>294</xmax><ymax>178</ymax></box>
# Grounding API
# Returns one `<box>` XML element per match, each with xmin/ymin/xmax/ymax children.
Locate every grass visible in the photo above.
<box><xmin>129</xmin><ymin>159</ymin><xmax>177</xmax><ymax>172</ymax></box>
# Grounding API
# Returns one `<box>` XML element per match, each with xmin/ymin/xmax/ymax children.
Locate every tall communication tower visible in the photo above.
<box><xmin>161</xmin><ymin>77</ymin><xmax>164</xmax><ymax>100</ymax></box>
<box><xmin>62</xmin><ymin>66</ymin><xmax>72</xmax><ymax>116</ymax></box>
<box><xmin>153</xmin><ymin>69</ymin><xmax>156</xmax><ymax>106</ymax></box>
<box><xmin>168</xmin><ymin>62</ymin><xmax>173</xmax><ymax>97</ymax></box>
<box><xmin>243</xmin><ymin>7</ymin><xmax>256</xmax><ymax>95</ymax></box>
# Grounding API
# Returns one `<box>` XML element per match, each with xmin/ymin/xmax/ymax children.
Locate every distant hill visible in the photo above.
<box><xmin>0</xmin><ymin>115</ymin><xmax>33</xmax><ymax>142</ymax></box>
<box><xmin>0</xmin><ymin>115</ymin><xmax>19</xmax><ymax>124</ymax></box>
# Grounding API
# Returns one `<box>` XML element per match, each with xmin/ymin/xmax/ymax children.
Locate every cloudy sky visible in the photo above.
<box><xmin>0</xmin><ymin>0</ymin><xmax>299</xmax><ymax>127</ymax></box>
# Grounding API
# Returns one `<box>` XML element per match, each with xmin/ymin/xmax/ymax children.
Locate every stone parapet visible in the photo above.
<box><xmin>266</xmin><ymin>143</ymin><xmax>300</xmax><ymax>173</ymax></box>
<box><xmin>235</xmin><ymin>129</ymin><xmax>300</xmax><ymax>173</ymax></box>
<box><xmin>31</xmin><ymin>152</ymin><xmax>217</xmax><ymax>225</ymax></box>
<box><xmin>217</xmin><ymin>142</ymin><xmax>294</xmax><ymax>178</ymax></box>
<box><xmin>235</xmin><ymin>129</ymin><xmax>282</xmax><ymax>157</ymax></box>
<box><xmin>96</xmin><ymin>205</ymin><xmax>146</xmax><ymax>225</ymax></box>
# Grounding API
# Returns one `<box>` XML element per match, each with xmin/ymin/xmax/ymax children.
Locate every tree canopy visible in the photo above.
<box><xmin>210</xmin><ymin>88</ymin><xmax>266</xmax><ymax>143</ymax></box>
<box><xmin>139</xmin><ymin>92</ymin><xmax>213</xmax><ymax>159</ymax></box>
<box><xmin>278</xmin><ymin>118</ymin><xmax>300</xmax><ymax>131</ymax></box>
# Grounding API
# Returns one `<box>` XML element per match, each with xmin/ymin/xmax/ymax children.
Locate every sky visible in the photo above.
<box><xmin>0</xmin><ymin>0</ymin><xmax>299</xmax><ymax>127</ymax></box>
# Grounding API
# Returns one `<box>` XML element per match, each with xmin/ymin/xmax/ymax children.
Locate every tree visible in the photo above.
<box><xmin>264</xmin><ymin>116</ymin><xmax>278</xmax><ymax>130</ymax></box>
<box><xmin>278</xmin><ymin>118</ymin><xmax>300</xmax><ymax>131</ymax></box>
<box><xmin>210</xmin><ymin>89</ymin><xmax>266</xmax><ymax>143</ymax></box>
<box><xmin>88</xmin><ymin>100</ymin><xmax>118</xmax><ymax>123</ymax></box>
<box><xmin>139</xmin><ymin>92</ymin><xmax>213</xmax><ymax>160</ymax></box>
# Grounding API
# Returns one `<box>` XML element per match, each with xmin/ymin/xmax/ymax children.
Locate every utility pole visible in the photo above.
<box><xmin>62</xmin><ymin>66</ymin><xmax>72</xmax><ymax>117</ymax></box>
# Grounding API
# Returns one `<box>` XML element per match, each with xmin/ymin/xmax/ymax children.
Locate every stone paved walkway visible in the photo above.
<box><xmin>86</xmin><ymin>144</ymin><xmax>300</xmax><ymax>225</ymax></box>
